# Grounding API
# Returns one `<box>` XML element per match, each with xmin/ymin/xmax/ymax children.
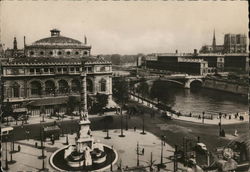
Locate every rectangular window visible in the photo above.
<box><xmin>70</xmin><ymin>67</ymin><xmax>75</xmax><ymax>72</ymax></box>
<box><xmin>35</xmin><ymin>68</ymin><xmax>40</xmax><ymax>73</ymax></box>
<box><xmin>87</xmin><ymin>67</ymin><xmax>92</xmax><ymax>72</ymax></box>
<box><xmin>63</xmin><ymin>68</ymin><xmax>67</xmax><ymax>72</ymax></box>
<box><xmin>30</xmin><ymin>68</ymin><xmax>34</xmax><ymax>74</ymax></box>
<box><xmin>57</xmin><ymin>68</ymin><xmax>62</xmax><ymax>72</ymax></box>
<box><xmin>49</xmin><ymin>68</ymin><xmax>54</xmax><ymax>73</ymax></box>
<box><xmin>44</xmin><ymin>68</ymin><xmax>49</xmax><ymax>73</ymax></box>
<box><xmin>76</xmin><ymin>67</ymin><xmax>80</xmax><ymax>72</ymax></box>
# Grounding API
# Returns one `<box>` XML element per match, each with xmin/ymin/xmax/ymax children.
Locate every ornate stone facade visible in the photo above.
<box><xmin>1</xmin><ymin>29</ymin><xmax>113</xmax><ymax>115</ymax></box>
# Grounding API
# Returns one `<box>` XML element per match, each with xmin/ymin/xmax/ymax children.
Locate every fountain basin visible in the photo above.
<box><xmin>50</xmin><ymin>144</ymin><xmax>118</xmax><ymax>171</ymax></box>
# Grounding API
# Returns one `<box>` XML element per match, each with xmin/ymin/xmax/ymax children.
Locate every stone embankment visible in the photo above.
<box><xmin>203</xmin><ymin>78</ymin><xmax>248</xmax><ymax>96</ymax></box>
<box><xmin>129</xmin><ymin>93</ymin><xmax>249</xmax><ymax>125</ymax></box>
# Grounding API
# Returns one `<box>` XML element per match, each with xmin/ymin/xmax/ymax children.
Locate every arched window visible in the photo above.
<box><xmin>71</xmin><ymin>79</ymin><xmax>81</xmax><ymax>93</ymax></box>
<box><xmin>30</xmin><ymin>81</ymin><xmax>42</xmax><ymax>96</ymax></box>
<box><xmin>87</xmin><ymin>79</ymin><xmax>93</xmax><ymax>93</ymax></box>
<box><xmin>75</xmin><ymin>51</ymin><xmax>79</xmax><ymax>55</ymax></box>
<box><xmin>40</xmin><ymin>51</ymin><xmax>44</xmax><ymax>55</ymax></box>
<box><xmin>58</xmin><ymin>51</ymin><xmax>62</xmax><ymax>55</ymax></box>
<box><xmin>45</xmin><ymin>80</ymin><xmax>55</xmax><ymax>95</ymax></box>
<box><xmin>99</xmin><ymin>79</ymin><xmax>106</xmax><ymax>92</ymax></box>
<box><xmin>49</xmin><ymin>51</ymin><xmax>53</xmax><ymax>55</ymax></box>
<box><xmin>30</xmin><ymin>51</ymin><xmax>34</xmax><ymax>56</ymax></box>
<box><xmin>66</xmin><ymin>51</ymin><xmax>71</xmax><ymax>55</ymax></box>
<box><xmin>84</xmin><ymin>51</ymin><xmax>88</xmax><ymax>55</ymax></box>
<box><xmin>12</xmin><ymin>82</ymin><xmax>20</xmax><ymax>97</ymax></box>
<box><xmin>58</xmin><ymin>80</ymin><xmax>69</xmax><ymax>94</ymax></box>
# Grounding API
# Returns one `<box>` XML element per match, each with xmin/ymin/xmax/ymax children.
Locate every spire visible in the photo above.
<box><xmin>84</xmin><ymin>35</ymin><xmax>87</xmax><ymax>45</ymax></box>
<box><xmin>13</xmin><ymin>37</ymin><xmax>17</xmax><ymax>50</ymax></box>
<box><xmin>212</xmin><ymin>29</ymin><xmax>216</xmax><ymax>52</ymax></box>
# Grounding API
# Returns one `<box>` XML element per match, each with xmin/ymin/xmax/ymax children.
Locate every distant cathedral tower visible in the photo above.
<box><xmin>212</xmin><ymin>29</ymin><xmax>216</xmax><ymax>53</ymax></box>
<box><xmin>13</xmin><ymin>37</ymin><xmax>17</xmax><ymax>50</ymax></box>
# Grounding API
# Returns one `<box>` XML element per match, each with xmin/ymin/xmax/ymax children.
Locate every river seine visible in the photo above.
<box><xmin>164</xmin><ymin>84</ymin><xmax>248</xmax><ymax>116</ymax></box>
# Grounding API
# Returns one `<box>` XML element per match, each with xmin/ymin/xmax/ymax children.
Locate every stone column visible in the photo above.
<box><xmin>80</xmin><ymin>73</ymin><xmax>87</xmax><ymax>113</ymax></box>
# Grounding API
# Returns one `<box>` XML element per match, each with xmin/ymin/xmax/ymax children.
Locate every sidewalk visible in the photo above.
<box><xmin>130</xmin><ymin>95</ymin><xmax>249</xmax><ymax>125</ymax></box>
<box><xmin>1</xmin><ymin>111</ymin><xmax>122</xmax><ymax>128</ymax></box>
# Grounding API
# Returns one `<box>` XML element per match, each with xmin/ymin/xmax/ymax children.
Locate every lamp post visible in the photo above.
<box><xmin>219</xmin><ymin>112</ymin><xmax>222</xmax><ymax>136</ymax></box>
<box><xmin>125</xmin><ymin>114</ymin><xmax>128</xmax><ymax>131</ymax></box>
<box><xmin>159</xmin><ymin>135</ymin><xmax>166</xmax><ymax>168</ymax></box>
<box><xmin>136</xmin><ymin>142</ymin><xmax>140</xmax><ymax>166</ymax></box>
<box><xmin>119</xmin><ymin>108</ymin><xmax>125</xmax><ymax>137</ymax></box>
<box><xmin>140</xmin><ymin>113</ymin><xmax>146</xmax><ymax>135</ymax></box>
<box><xmin>202</xmin><ymin>111</ymin><xmax>205</xmax><ymax>124</ymax></box>
<box><xmin>4</xmin><ymin>137</ymin><xmax>9</xmax><ymax>170</ymax></box>
<box><xmin>173</xmin><ymin>145</ymin><xmax>178</xmax><ymax>172</ymax></box>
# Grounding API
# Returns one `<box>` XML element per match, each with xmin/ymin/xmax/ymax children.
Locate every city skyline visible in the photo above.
<box><xmin>0</xmin><ymin>1</ymin><xmax>248</xmax><ymax>55</ymax></box>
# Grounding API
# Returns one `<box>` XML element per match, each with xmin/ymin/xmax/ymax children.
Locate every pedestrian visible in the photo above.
<box><xmin>18</xmin><ymin>145</ymin><xmax>21</xmax><ymax>152</ymax></box>
<box><xmin>229</xmin><ymin>115</ymin><xmax>231</xmax><ymax>120</ymax></box>
<box><xmin>198</xmin><ymin>115</ymin><xmax>201</xmax><ymax>119</ymax></box>
<box><xmin>142</xmin><ymin>148</ymin><xmax>144</xmax><ymax>155</ymax></box>
<box><xmin>221</xmin><ymin>129</ymin><xmax>225</xmax><ymax>137</ymax></box>
<box><xmin>51</xmin><ymin>134</ymin><xmax>55</xmax><ymax>145</ymax></box>
<box><xmin>134</xmin><ymin>126</ymin><xmax>136</xmax><ymax>131</ymax></box>
<box><xmin>189</xmin><ymin>112</ymin><xmax>192</xmax><ymax>117</ymax></box>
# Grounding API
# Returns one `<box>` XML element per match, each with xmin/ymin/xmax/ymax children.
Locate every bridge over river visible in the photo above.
<box><xmin>128</xmin><ymin>74</ymin><xmax>205</xmax><ymax>88</ymax></box>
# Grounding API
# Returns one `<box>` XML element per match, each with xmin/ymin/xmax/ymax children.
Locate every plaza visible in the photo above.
<box><xmin>1</xmin><ymin>129</ymin><xmax>184</xmax><ymax>171</ymax></box>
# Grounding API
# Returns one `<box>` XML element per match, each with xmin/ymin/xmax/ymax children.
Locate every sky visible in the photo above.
<box><xmin>0</xmin><ymin>1</ymin><xmax>248</xmax><ymax>55</ymax></box>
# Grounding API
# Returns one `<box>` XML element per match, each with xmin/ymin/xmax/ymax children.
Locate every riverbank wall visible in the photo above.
<box><xmin>202</xmin><ymin>78</ymin><xmax>248</xmax><ymax>96</ymax></box>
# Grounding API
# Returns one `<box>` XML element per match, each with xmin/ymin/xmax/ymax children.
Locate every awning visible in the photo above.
<box><xmin>27</xmin><ymin>97</ymin><xmax>68</xmax><ymax>106</ymax></box>
<box><xmin>13</xmin><ymin>108</ymin><xmax>28</xmax><ymax>113</ymax></box>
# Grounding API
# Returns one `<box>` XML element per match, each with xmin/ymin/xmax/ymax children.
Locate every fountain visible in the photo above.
<box><xmin>50</xmin><ymin>72</ymin><xmax>118</xmax><ymax>171</ymax></box>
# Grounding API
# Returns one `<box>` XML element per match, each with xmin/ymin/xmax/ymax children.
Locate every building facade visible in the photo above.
<box><xmin>1</xmin><ymin>29</ymin><xmax>113</xmax><ymax>116</ymax></box>
<box><xmin>145</xmin><ymin>53</ymin><xmax>209</xmax><ymax>75</ymax></box>
<box><xmin>224</xmin><ymin>34</ymin><xmax>247</xmax><ymax>53</ymax></box>
<box><xmin>199</xmin><ymin>31</ymin><xmax>247</xmax><ymax>54</ymax></box>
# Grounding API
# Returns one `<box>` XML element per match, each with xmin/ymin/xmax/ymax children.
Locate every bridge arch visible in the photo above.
<box><xmin>185</xmin><ymin>79</ymin><xmax>203</xmax><ymax>88</ymax></box>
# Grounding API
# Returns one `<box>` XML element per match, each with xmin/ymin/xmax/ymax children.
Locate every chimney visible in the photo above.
<box><xmin>84</xmin><ymin>35</ymin><xmax>87</xmax><ymax>45</ymax></box>
<box><xmin>194</xmin><ymin>49</ymin><xmax>197</xmax><ymax>56</ymax></box>
<box><xmin>13</xmin><ymin>37</ymin><xmax>17</xmax><ymax>50</ymax></box>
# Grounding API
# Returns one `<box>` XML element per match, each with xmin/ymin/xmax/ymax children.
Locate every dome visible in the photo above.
<box><xmin>32</xmin><ymin>29</ymin><xmax>83</xmax><ymax>46</ymax></box>
<box><xmin>33</xmin><ymin>36</ymin><xmax>82</xmax><ymax>45</ymax></box>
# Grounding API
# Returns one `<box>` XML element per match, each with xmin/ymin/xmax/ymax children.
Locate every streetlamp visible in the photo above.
<box><xmin>125</xmin><ymin>114</ymin><xmax>128</xmax><ymax>131</ymax></box>
<box><xmin>159</xmin><ymin>135</ymin><xmax>166</xmax><ymax>168</ymax></box>
<box><xmin>4</xmin><ymin>136</ymin><xmax>9</xmax><ymax>170</ymax></box>
<box><xmin>219</xmin><ymin>112</ymin><xmax>222</xmax><ymax>136</ymax></box>
<box><xmin>119</xmin><ymin>108</ymin><xmax>125</xmax><ymax>137</ymax></box>
<box><xmin>202</xmin><ymin>112</ymin><xmax>205</xmax><ymax>124</ymax></box>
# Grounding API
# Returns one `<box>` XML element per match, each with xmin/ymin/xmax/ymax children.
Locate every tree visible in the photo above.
<box><xmin>2</xmin><ymin>102</ymin><xmax>13</xmax><ymax>125</ymax></box>
<box><xmin>137</xmin><ymin>78</ymin><xmax>149</xmax><ymax>98</ymax></box>
<box><xmin>94</xmin><ymin>93</ymin><xmax>109</xmax><ymax>114</ymax></box>
<box><xmin>67</xmin><ymin>96</ymin><xmax>80</xmax><ymax>118</ymax></box>
<box><xmin>113</xmin><ymin>77</ymin><xmax>129</xmax><ymax>105</ymax></box>
<box><xmin>150</xmin><ymin>80</ymin><xmax>169</xmax><ymax>104</ymax></box>
<box><xmin>110</xmin><ymin>54</ymin><xmax>121</xmax><ymax>65</ymax></box>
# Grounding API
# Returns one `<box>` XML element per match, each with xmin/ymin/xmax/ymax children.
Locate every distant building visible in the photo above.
<box><xmin>224</xmin><ymin>34</ymin><xmax>247</xmax><ymax>53</ymax></box>
<box><xmin>1</xmin><ymin>29</ymin><xmax>114</xmax><ymax>116</ymax></box>
<box><xmin>200</xmin><ymin>30</ymin><xmax>247</xmax><ymax>54</ymax></box>
<box><xmin>145</xmin><ymin>52</ymin><xmax>209</xmax><ymax>75</ymax></box>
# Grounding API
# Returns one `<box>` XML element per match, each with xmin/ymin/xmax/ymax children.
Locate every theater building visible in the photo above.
<box><xmin>0</xmin><ymin>29</ymin><xmax>114</xmax><ymax>116</ymax></box>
